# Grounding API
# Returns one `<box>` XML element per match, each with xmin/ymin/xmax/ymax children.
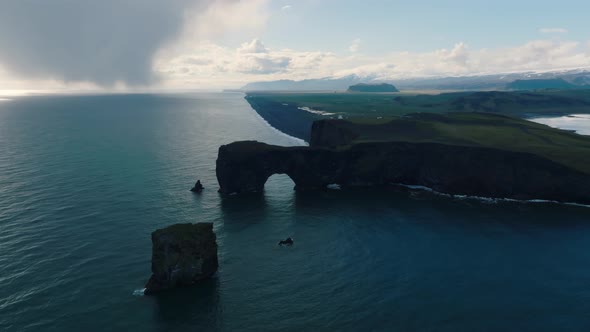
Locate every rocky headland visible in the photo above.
<box><xmin>216</xmin><ymin>113</ymin><xmax>590</xmax><ymax>204</ymax></box>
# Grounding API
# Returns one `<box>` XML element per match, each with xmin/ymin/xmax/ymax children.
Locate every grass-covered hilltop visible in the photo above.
<box><xmin>311</xmin><ymin>112</ymin><xmax>590</xmax><ymax>175</ymax></box>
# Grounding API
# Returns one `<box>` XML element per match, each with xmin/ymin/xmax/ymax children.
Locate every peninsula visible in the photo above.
<box><xmin>216</xmin><ymin>113</ymin><xmax>590</xmax><ymax>204</ymax></box>
<box><xmin>245</xmin><ymin>89</ymin><xmax>590</xmax><ymax>142</ymax></box>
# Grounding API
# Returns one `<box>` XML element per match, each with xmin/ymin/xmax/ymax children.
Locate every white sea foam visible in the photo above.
<box><xmin>394</xmin><ymin>183</ymin><xmax>590</xmax><ymax>208</ymax></box>
<box><xmin>297</xmin><ymin>106</ymin><xmax>335</xmax><ymax>116</ymax></box>
<box><xmin>132</xmin><ymin>288</ymin><xmax>146</xmax><ymax>296</ymax></box>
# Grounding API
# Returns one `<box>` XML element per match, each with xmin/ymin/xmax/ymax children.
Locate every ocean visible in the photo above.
<box><xmin>1</xmin><ymin>93</ymin><xmax>590</xmax><ymax>331</ymax></box>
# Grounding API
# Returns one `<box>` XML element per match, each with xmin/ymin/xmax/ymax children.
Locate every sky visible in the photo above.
<box><xmin>0</xmin><ymin>0</ymin><xmax>589</xmax><ymax>93</ymax></box>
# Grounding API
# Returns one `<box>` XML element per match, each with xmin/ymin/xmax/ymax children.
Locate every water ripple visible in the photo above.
<box><xmin>1</xmin><ymin>94</ymin><xmax>590</xmax><ymax>331</ymax></box>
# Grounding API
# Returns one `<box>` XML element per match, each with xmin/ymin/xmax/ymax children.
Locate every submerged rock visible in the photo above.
<box><xmin>144</xmin><ymin>223</ymin><xmax>218</xmax><ymax>295</ymax></box>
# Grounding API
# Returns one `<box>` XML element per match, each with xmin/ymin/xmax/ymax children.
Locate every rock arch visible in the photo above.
<box><xmin>216</xmin><ymin>141</ymin><xmax>333</xmax><ymax>194</ymax></box>
<box><xmin>215</xmin><ymin>140</ymin><xmax>590</xmax><ymax>204</ymax></box>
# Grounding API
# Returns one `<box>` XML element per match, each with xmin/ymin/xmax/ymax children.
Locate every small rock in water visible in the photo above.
<box><xmin>190</xmin><ymin>180</ymin><xmax>204</xmax><ymax>192</ymax></box>
<box><xmin>278</xmin><ymin>237</ymin><xmax>294</xmax><ymax>246</ymax></box>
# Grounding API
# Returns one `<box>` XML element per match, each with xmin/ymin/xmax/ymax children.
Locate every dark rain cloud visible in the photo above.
<box><xmin>0</xmin><ymin>0</ymin><xmax>218</xmax><ymax>86</ymax></box>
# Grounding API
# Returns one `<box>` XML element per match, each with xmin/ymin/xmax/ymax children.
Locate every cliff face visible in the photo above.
<box><xmin>310</xmin><ymin>120</ymin><xmax>359</xmax><ymax>147</ymax></box>
<box><xmin>145</xmin><ymin>223</ymin><xmax>218</xmax><ymax>295</ymax></box>
<box><xmin>217</xmin><ymin>113</ymin><xmax>590</xmax><ymax>204</ymax></box>
<box><xmin>216</xmin><ymin>140</ymin><xmax>590</xmax><ymax>204</ymax></box>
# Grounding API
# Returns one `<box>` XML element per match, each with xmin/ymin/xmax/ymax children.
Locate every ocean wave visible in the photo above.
<box><xmin>393</xmin><ymin>183</ymin><xmax>590</xmax><ymax>208</ymax></box>
<box><xmin>132</xmin><ymin>289</ymin><xmax>146</xmax><ymax>297</ymax></box>
<box><xmin>297</xmin><ymin>106</ymin><xmax>336</xmax><ymax>116</ymax></box>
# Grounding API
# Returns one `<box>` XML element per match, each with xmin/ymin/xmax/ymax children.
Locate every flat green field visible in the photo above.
<box><xmin>245</xmin><ymin>90</ymin><xmax>590</xmax><ymax>172</ymax></box>
<box><xmin>246</xmin><ymin>89</ymin><xmax>590</xmax><ymax>119</ymax></box>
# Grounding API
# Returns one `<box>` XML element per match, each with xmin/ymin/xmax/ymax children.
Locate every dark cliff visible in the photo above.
<box><xmin>216</xmin><ymin>113</ymin><xmax>590</xmax><ymax>204</ymax></box>
<box><xmin>216</xmin><ymin>140</ymin><xmax>590</xmax><ymax>204</ymax></box>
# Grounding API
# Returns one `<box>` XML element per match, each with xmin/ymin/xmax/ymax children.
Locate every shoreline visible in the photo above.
<box><xmin>528</xmin><ymin>113</ymin><xmax>590</xmax><ymax>135</ymax></box>
<box><xmin>393</xmin><ymin>183</ymin><xmax>590</xmax><ymax>209</ymax></box>
<box><xmin>246</xmin><ymin>92</ymin><xmax>590</xmax><ymax>142</ymax></box>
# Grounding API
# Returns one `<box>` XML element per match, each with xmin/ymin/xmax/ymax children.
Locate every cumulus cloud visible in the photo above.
<box><xmin>233</xmin><ymin>55</ymin><xmax>291</xmax><ymax>74</ymax></box>
<box><xmin>238</xmin><ymin>39</ymin><xmax>270</xmax><ymax>54</ymax></box>
<box><xmin>539</xmin><ymin>28</ymin><xmax>568</xmax><ymax>34</ymax></box>
<box><xmin>155</xmin><ymin>39</ymin><xmax>336</xmax><ymax>87</ymax></box>
<box><xmin>0</xmin><ymin>0</ymin><xmax>232</xmax><ymax>86</ymax></box>
<box><xmin>444</xmin><ymin>42</ymin><xmax>469</xmax><ymax>67</ymax></box>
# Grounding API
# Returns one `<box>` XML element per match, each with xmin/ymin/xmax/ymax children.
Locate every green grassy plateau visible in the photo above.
<box><xmin>246</xmin><ymin>89</ymin><xmax>590</xmax><ymax>119</ymax></box>
<box><xmin>320</xmin><ymin>112</ymin><xmax>590</xmax><ymax>175</ymax></box>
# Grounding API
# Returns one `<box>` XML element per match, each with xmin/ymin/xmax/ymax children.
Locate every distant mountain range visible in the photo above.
<box><xmin>240</xmin><ymin>69</ymin><xmax>590</xmax><ymax>92</ymax></box>
<box><xmin>506</xmin><ymin>78</ymin><xmax>578</xmax><ymax>90</ymax></box>
<box><xmin>241</xmin><ymin>75</ymin><xmax>363</xmax><ymax>91</ymax></box>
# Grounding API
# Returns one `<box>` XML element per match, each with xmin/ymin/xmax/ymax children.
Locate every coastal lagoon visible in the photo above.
<box><xmin>1</xmin><ymin>93</ymin><xmax>590</xmax><ymax>331</ymax></box>
<box><xmin>532</xmin><ymin>114</ymin><xmax>590</xmax><ymax>135</ymax></box>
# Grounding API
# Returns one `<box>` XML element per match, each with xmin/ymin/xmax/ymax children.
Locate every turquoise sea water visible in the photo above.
<box><xmin>1</xmin><ymin>93</ymin><xmax>590</xmax><ymax>331</ymax></box>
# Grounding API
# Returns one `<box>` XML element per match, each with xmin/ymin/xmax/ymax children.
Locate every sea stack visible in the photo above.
<box><xmin>190</xmin><ymin>180</ymin><xmax>204</xmax><ymax>192</ymax></box>
<box><xmin>144</xmin><ymin>223</ymin><xmax>218</xmax><ymax>295</ymax></box>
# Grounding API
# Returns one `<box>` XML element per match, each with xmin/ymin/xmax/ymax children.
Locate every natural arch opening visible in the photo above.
<box><xmin>263</xmin><ymin>174</ymin><xmax>297</xmax><ymax>220</ymax></box>
<box><xmin>264</xmin><ymin>173</ymin><xmax>296</xmax><ymax>193</ymax></box>
<box><xmin>264</xmin><ymin>173</ymin><xmax>297</xmax><ymax>206</ymax></box>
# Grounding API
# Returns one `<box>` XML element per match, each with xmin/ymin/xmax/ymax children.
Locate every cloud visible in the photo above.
<box><xmin>155</xmin><ymin>38</ymin><xmax>590</xmax><ymax>89</ymax></box>
<box><xmin>445</xmin><ymin>42</ymin><xmax>469</xmax><ymax>67</ymax></box>
<box><xmin>339</xmin><ymin>39</ymin><xmax>590</xmax><ymax>80</ymax></box>
<box><xmin>233</xmin><ymin>55</ymin><xmax>291</xmax><ymax>74</ymax></box>
<box><xmin>349</xmin><ymin>39</ymin><xmax>362</xmax><ymax>53</ymax></box>
<box><xmin>540</xmin><ymin>28</ymin><xmax>568</xmax><ymax>34</ymax></box>
<box><xmin>1</xmin><ymin>2</ymin><xmax>587</xmax><ymax>91</ymax></box>
<box><xmin>155</xmin><ymin>39</ymin><xmax>336</xmax><ymax>87</ymax></box>
<box><xmin>0</xmin><ymin>0</ymin><xmax>234</xmax><ymax>87</ymax></box>
<box><xmin>183</xmin><ymin>0</ymin><xmax>270</xmax><ymax>40</ymax></box>
<box><xmin>238</xmin><ymin>39</ymin><xmax>269</xmax><ymax>54</ymax></box>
